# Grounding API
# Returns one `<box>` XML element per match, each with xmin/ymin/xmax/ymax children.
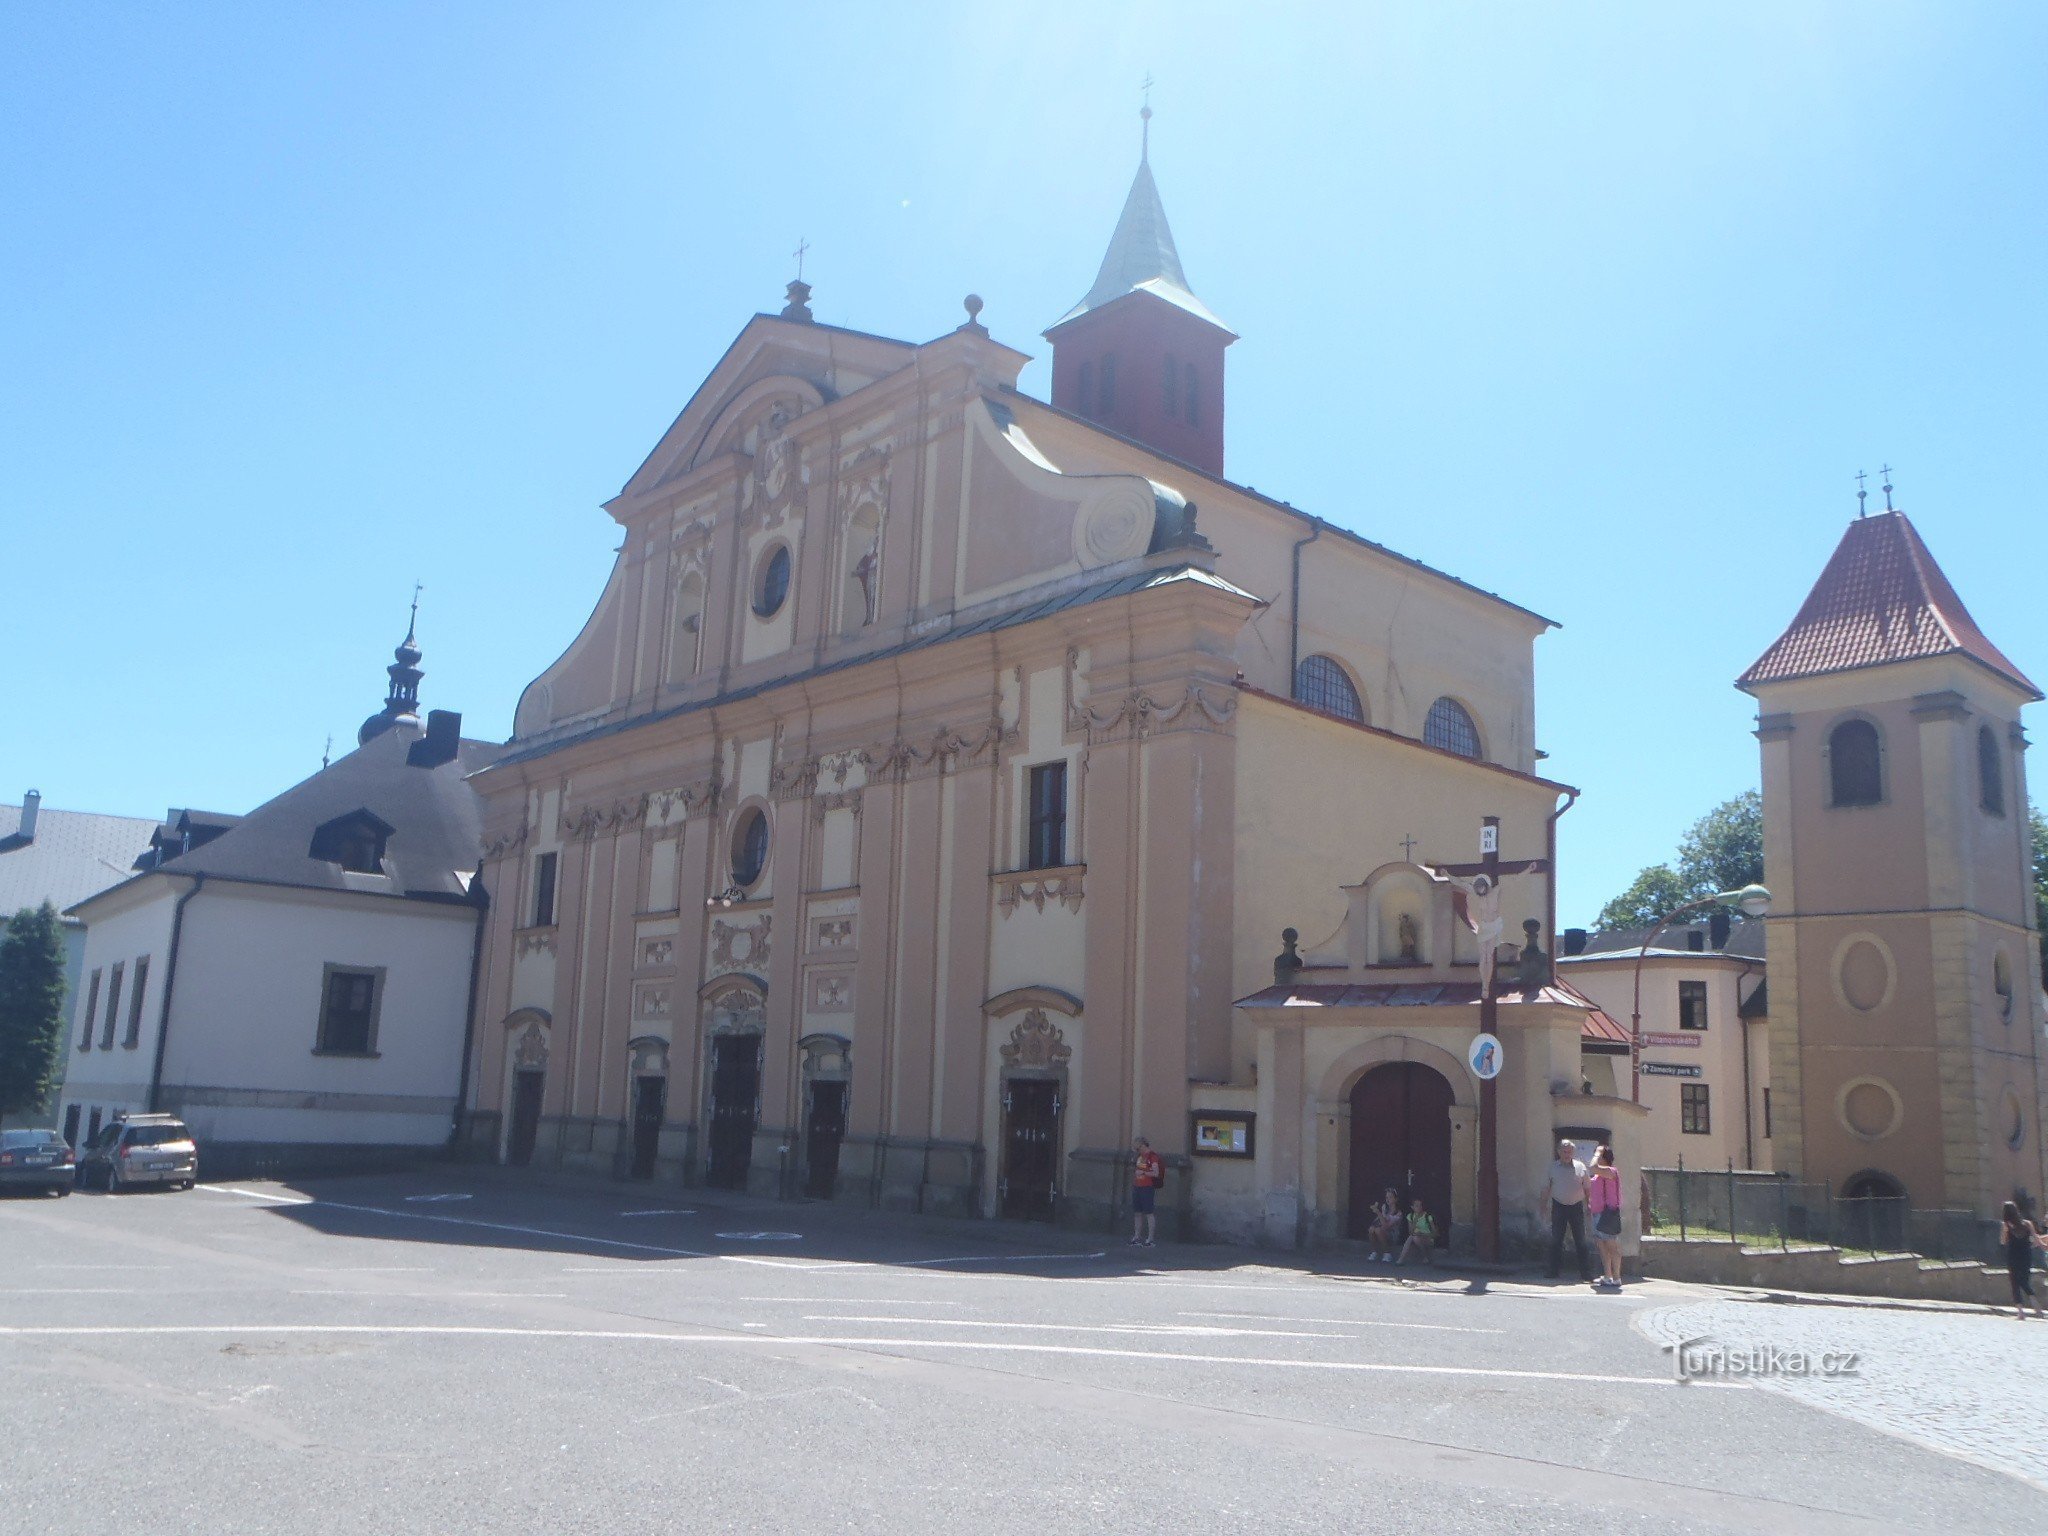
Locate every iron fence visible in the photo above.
<box><xmin>1643</xmin><ymin>1161</ymin><xmax>2004</xmax><ymax>1264</ymax></box>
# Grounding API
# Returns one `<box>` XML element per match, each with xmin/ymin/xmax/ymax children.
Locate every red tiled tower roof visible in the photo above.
<box><xmin>1737</xmin><ymin>511</ymin><xmax>2039</xmax><ymax>699</ymax></box>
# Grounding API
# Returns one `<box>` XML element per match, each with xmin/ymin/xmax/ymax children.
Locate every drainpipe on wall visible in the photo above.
<box><xmin>1544</xmin><ymin>787</ymin><xmax>1580</xmax><ymax>973</ymax></box>
<box><xmin>447</xmin><ymin>875</ymin><xmax>492</xmax><ymax>1153</ymax></box>
<box><xmin>146</xmin><ymin>873</ymin><xmax>204</xmax><ymax>1114</ymax></box>
<box><xmin>1287</xmin><ymin>518</ymin><xmax>1323</xmax><ymax>697</ymax></box>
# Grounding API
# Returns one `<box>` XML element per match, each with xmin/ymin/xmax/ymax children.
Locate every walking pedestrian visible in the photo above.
<box><xmin>2001</xmin><ymin>1200</ymin><xmax>2046</xmax><ymax>1320</ymax></box>
<box><xmin>1587</xmin><ymin>1145</ymin><xmax>1624</xmax><ymax>1291</ymax></box>
<box><xmin>1129</xmin><ymin>1136</ymin><xmax>1163</xmax><ymax>1248</ymax></box>
<box><xmin>1544</xmin><ymin>1138</ymin><xmax>1591</xmax><ymax>1281</ymax></box>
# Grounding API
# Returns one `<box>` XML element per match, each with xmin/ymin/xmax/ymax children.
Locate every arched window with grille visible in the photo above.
<box><xmin>1978</xmin><ymin>724</ymin><xmax>2006</xmax><ymax>816</ymax></box>
<box><xmin>1827</xmin><ymin>718</ymin><xmax>1883</xmax><ymax>808</ymax></box>
<box><xmin>1423</xmin><ymin>697</ymin><xmax>1481</xmax><ymax>759</ymax></box>
<box><xmin>1184</xmin><ymin>364</ymin><xmax>1199</xmax><ymax>428</ymax></box>
<box><xmin>1295</xmin><ymin>655</ymin><xmax>1365</xmax><ymax>723</ymax></box>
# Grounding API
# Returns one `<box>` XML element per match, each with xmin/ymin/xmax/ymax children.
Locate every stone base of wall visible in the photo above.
<box><xmin>196</xmin><ymin>1140</ymin><xmax>445</xmax><ymax>1183</ymax></box>
<box><xmin>1643</xmin><ymin>1235</ymin><xmax>2015</xmax><ymax>1304</ymax></box>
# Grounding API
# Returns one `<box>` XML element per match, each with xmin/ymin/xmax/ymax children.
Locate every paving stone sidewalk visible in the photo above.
<box><xmin>1637</xmin><ymin>1296</ymin><xmax>2048</xmax><ymax>1493</ymax></box>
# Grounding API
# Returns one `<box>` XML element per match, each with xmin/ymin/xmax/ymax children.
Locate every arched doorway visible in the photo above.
<box><xmin>701</xmin><ymin>981</ymin><xmax>766</xmax><ymax>1191</ymax></box>
<box><xmin>503</xmin><ymin>1012</ymin><xmax>551</xmax><ymax>1168</ymax></box>
<box><xmin>1348</xmin><ymin>1062</ymin><xmax>1454</xmax><ymax>1240</ymax></box>
<box><xmin>799</xmin><ymin>1034</ymin><xmax>851</xmax><ymax>1199</ymax></box>
<box><xmin>625</xmin><ymin>1037</ymin><xmax>670</xmax><ymax>1180</ymax></box>
<box><xmin>1839</xmin><ymin>1168</ymin><xmax>1907</xmax><ymax>1252</ymax></box>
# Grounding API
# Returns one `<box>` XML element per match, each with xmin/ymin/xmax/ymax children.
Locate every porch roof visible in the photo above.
<box><xmin>1233</xmin><ymin>979</ymin><xmax>1631</xmax><ymax>1047</ymax></box>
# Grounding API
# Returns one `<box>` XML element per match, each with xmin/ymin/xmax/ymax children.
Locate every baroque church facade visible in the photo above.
<box><xmin>462</xmin><ymin>131</ymin><xmax>1626</xmax><ymax>1249</ymax></box>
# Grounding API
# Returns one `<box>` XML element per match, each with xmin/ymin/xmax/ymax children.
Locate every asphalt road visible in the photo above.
<box><xmin>3</xmin><ymin>1169</ymin><xmax>2043</xmax><ymax>1534</ymax></box>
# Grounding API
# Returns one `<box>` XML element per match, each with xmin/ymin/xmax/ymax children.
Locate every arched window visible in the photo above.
<box><xmin>1184</xmin><ymin>364</ymin><xmax>1199</xmax><ymax>428</ymax></box>
<box><xmin>1294</xmin><ymin>655</ymin><xmax>1364</xmax><ymax>723</ymax></box>
<box><xmin>1162</xmin><ymin>353</ymin><xmax>1179</xmax><ymax>417</ymax></box>
<box><xmin>1077</xmin><ymin>361</ymin><xmax>1094</xmax><ymax>417</ymax></box>
<box><xmin>1423</xmin><ymin>697</ymin><xmax>1481</xmax><ymax>759</ymax></box>
<box><xmin>1827</xmin><ymin>719</ymin><xmax>1883</xmax><ymax>808</ymax></box>
<box><xmin>1978</xmin><ymin>724</ymin><xmax>2005</xmax><ymax>815</ymax></box>
<box><xmin>1099</xmin><ymin>354</ymin><xmax>1117</xmax><ymax>414</ymax></box>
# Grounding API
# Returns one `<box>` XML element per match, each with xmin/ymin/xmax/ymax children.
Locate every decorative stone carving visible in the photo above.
<box><xmin>482</xmin><ymin>823</ymin><xmax>530</xmax><ymax>861</ymax></box>
<box><xmin>811</xmin><ymin>789</ymin><xmax>863</xmax><ymax>822</ymax></box>
<box><xmin>771</xmin><ymin>756</ymin><xmax>822</xmax><ymax>802</ymax></box>
<box><xmin>705</xmin><ymin>984</ymin><xmax>767</xmax><ymax>1036</ymax></box>
<box><xmin>512</xmin><ymin>1022</ymin><xmax>549</xmax><ymax>1070</ymax></box>
<box><xmin>710</xmin><ymin>915</ymin><xmax>772</xmax><ymax>974</ymax></box>
<box><xmin>1074</xmin><ymin>481</ymin><xmax>1155</xmax><ymax>565</ymax></box>
<box><xmin>638</xmin><ymin>937</ymin><xmax>674</xmax><ymax>969</ymax></box>
<box><xmin>1000</xmin><ymin>1009</ymin><xmax>1072</xmax><ymax>1072</ymax></box>
<box><xmin>515</xmin><ymin>928</ymin><xmax>557</xmax><ymax>958</ymax></box>
<box><xmin>651</xmin><ymin>773</ymin><xmax>721</xmax><ymax>823</ymax></box>
<box><xmin>994</xmin><ymin>868</ymin><xmax>1085</xmax><ymax>917</ymax></box>
<box><xmin>1074</xmin><ymin>684</ymin><xmax>1237</xmax><ymax>742</ymax></box>
<box><xmin>635</xmin><ymin>984</ymin><xmax>671</xmax><ymax>1019</ymax></box>
<box><xmin>809</xmin><ymin>972</ymin><xmax>852</xmax><ymax>1012</ymax></box>
<box><xmin>560</xmin><ymin>795</ymin><xmax>649</xmax><ymax>841</ymax></box>
<box><xmin>628</xmin><ymin>1035</ymin><xmax>670</xmax><ymax>1076</ymax></box>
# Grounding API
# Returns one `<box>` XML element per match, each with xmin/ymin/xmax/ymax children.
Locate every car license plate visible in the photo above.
<box><xmin>26</xmin><ymin>1154</ymin><xmax>54</xmax><ymax>1166</ymax></box>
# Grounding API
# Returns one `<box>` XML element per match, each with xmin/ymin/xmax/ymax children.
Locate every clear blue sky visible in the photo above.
<box><xmin>5</xmin><ymin>4</ymin><xmax>2043</xmax><ymax>925</ymax></box>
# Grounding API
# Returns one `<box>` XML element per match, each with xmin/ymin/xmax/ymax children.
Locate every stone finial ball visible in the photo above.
<box><xmin>964</xmin><ymin>294</ymin><xmax>984</xmax><ymax>321</ymax></box>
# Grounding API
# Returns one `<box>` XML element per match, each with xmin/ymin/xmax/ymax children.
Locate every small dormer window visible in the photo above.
<box><xmin>311</xmin><ymin>810</ymin><xmax>394</xmax><ymax>874</ymax></box>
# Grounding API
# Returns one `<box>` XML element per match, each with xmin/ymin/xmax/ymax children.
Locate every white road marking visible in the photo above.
<box><xmin>803</xmin><ymin>1315</ymin><xmax>1350</xmax><ymax>1340</ymax></box>
<box><xmin>0</xmin><ymin>1288</ymin><xmax>140</xmax><ymax>1295</ymax></box>
<box><xmin>200</xmin><ymin>1186</ymin><xmax>313</xmax><ymax>1205</ymax></box>
<box><xmin>291</xmin><ymin>1291</ymin><xmax>570</xmax><ymax>1299</ymax></box>
<box><xmin>31</xmin><ymin>1265</ymin><xmax>175</xmax><ymax>1271</ymax></box>
<box><xmin>618</xmin><ymin>1209</ymin><xmax>695</xmax><ymax>1217</ymax></box>
<box><xmin>197</xmin><ymin>1184</ymin><xmax>715</xmax><ymax>1259</ymax></box>
<box><xmin>403</xmin><ymin>1194</ymin><xmax>473</xmax><ymax>1203</ymax></box>
<box><xmin>736</xmin><ymin>1297</ymin><xmax>966</xmax><ymax>1305</ymax></box>
<box><xmin>1180</xmin><ymin>1310</ymin><xmax>1505</xmax><ymax>1335</ymax></box>
<box><xmin>902</xmin><ymin>1251</ymin><xmax>1108</xmax><ymax>1267</ymax></box>
<box><xmin>327</xmin><ymin>1267</ymin><xmax>433</xmax><ymax>1274</ymax></box>
<box><xmin>715</xmin><ymin>1231</ymin><xmax>803</xmax><ymax>1241</ymax></box>
<box><xmin>0</xmin><ymin>1323</ymin><xmax>1736</xmax><ymax>1388</ymax></box>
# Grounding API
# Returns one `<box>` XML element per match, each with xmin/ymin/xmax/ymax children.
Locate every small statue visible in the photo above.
<box><xmin>1515</xmin><ymin>917</ymin><xmax>1552</xmax><ymax>994</ymax></box>
<box><xmin>1273</xmin><ymin>927</ymin><xmax>1303</xmax><ymax>987</ymax></box>
<box><xmin>853</xmin><ymin>539</ymin><xmax>880</xmax><ymax>625</ymax></box>
<box><xmin>1397</xmin><ymin>911</ymin><xmax>1420</xmax><ymax>962</ymax></box>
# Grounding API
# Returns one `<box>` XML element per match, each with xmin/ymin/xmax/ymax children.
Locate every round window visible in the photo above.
<box><xmin>730</xmin><ymin>807</ymin><xmax>770</xmax><ymax>889</ymax></box>
<box><xmin>752</xmin><ymin>545</ymin><xmax>792</xmax><ymax>619</ymax></box>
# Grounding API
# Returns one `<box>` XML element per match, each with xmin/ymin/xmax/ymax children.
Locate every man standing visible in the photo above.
<box><xmin>1545</xmin><ymin>1138</ymin><xmax>1591</xmax><ymax>1280</ymax></box>
<box><xmin>1129</xmin><ymin>1136</ymin><xmax>1163</xmax><ymax>1248</ymax></box>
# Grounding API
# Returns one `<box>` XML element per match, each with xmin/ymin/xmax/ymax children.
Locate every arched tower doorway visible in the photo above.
<box><xmin>1348</xmin><ymin>1062</ymin><xmax>1454</xmax><ymax>1239</ymax></box>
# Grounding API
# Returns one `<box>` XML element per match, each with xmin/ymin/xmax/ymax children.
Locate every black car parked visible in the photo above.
<box><xmin>0</xmin><ymin>1128</ymin><xmax>77</xmax><ymax>1196</ymax></box>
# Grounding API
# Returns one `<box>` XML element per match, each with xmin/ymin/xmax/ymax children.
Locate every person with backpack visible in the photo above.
<box><xmin>1397</xmin><ymin>1197</ymin><xmax>1437</xmax><ymax>1266</ymax></box>
<box><xmin>1129</xmin><ymin>1136</ymin><xmax>1164</xmax><ymax>1248</ymax></box>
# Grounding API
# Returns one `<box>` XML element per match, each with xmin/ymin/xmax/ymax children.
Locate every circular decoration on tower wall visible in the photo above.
<box><xmin>1835</xmin><ymin>1075</ymin><xmax>1904</xmax><ymax>1142</ymax></box>
<box><xmin>1829</xmin><ymin>933</ymin><xmax>1897</xmax><ymax>1015</ymax></box>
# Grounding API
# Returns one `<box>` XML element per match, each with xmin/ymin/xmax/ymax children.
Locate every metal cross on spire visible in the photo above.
<box><xmin>1399</xmin><ymin>833</ymin><xmax>1419</xmax><ymax>861</ymax></box>
<box><xmin>1855</xmin><ymin>468</ymin><xmax>1868</xmax><ymax>518</ymax></box>
<box><xmin>405</xmin><ymin>580</ymin><xmax>423</xmax><ymax>644</ymax></box>
<box><xmin>1140</xmin><ymin>73</ymin><xmax>1154</xmax><ymax>158</ymax></box>
<box><xmin>1880</xmin><ymin>463</ymin><xmax>1896</xmax><ymax>511</ymax></box>
<box><xmin>792</xmin><ymin>237</ymin><xmax>810</xmax><ymax>283</ymax></box>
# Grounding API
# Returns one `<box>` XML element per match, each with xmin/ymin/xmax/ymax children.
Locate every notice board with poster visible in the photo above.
<box><xmin>1191</xmin><ymin>1112</ymin><xmax>1255</xmax><ymax>1158</ymax></box>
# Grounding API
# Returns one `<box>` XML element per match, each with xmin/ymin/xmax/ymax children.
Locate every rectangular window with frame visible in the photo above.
<box><xmin>100</xmin><ymin>963</ymin><xmax>124</xmax><ymax>1050</ymax></box>
<box><xmin>316</xmin><ymin>966</ymin><xmax>383</xmax><ymax>1056</ymax></box>
<box><xmin>532</xmin><ymin>851</ymin><xmax>559</xmax><ymax>927</ymax></box>
<box><xmin>1677</xmin><ymin>979</ymin><xmax>1709</xmax><ymax>1031</ymax></box>
<box><xmin>78</xmin><ymin>968</ymin><xmax>102</xmax><ymax>1051</ymax></box>
<box><xmin>123</xmin><ymin>955</ymin><xmax>150</xmax><ymax>1048</ymax></box>
<box><xmin>1025</xmin><ymin>762</ymin><xmax>1068</xmax><ymax>871</ymax></box>
<box><xmin>1681</xmin><ymin>1083</ymin><xmax>1711</xmax><ymax>1135</ymax></box>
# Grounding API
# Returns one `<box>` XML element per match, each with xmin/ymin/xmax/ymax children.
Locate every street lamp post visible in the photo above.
<box><xmin>1629</xmin><ymin>884</ymin><xmax>1771</xmax><ymax>1103</ymax></box>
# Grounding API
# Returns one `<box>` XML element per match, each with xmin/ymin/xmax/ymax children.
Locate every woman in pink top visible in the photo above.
<box><xmin>1587</xmin><ymin>1145</ymin><xmax>1624</xmax><ymax>1291</ymax></box>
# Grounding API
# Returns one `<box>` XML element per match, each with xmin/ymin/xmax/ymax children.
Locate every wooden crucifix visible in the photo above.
<box><xmin>1425</xmin><ymin>814</ymin><xmax>1552</xmax><ymax>1265</ymax></box>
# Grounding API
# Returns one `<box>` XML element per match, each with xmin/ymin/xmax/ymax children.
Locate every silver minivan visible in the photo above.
<box><xmin>79</xmin><ymin>1114</ymin><xmax>198</xmax><ymax>1192</ymax></box>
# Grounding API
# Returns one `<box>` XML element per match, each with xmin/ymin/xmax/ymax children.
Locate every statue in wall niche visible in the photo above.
<box><xmin>1397</xmin><ymin>912</ymin><xmax>1420</xmax><ymax>962</ymax></box>
<box><xmin>854</xmin><ymin>538</ymin><xmax>880</xmax><ymax>625</ymax></box>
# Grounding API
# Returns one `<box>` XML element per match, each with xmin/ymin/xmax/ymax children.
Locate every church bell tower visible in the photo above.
<box><xmin>1045</xmin><ymin>107</ymin><xmax>1235</xmax><ymax>476</ymax></box>
<box><xmin>1739</xmin><ymin>498</ymin><xmax>2047</xmax><ymax>1216</ymax></box>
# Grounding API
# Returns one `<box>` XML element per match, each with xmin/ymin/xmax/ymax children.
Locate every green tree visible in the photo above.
<box><xmin>1594</xmin><ymin>864</ymin><xmax>1692</xmax><ymax>930</ymax></box>
<box><xmin>1675</xmin><ymin>789</ymin><xmax>1764</xmax><ymax>900</ymax></box>
<box><xmin>2032</xmin><ymin>804</ymin><xmax>2048</xmax><ymax>988</ymax></box>
<box><xmin>0</xmin><ymin>902</ymin><xmax>69</xmax><ymax>1130</ymax></box>
<box><xmin>1592</xmin><ymin>791</ymin><xmax>1765</xmax><ymax>931</ymax></box>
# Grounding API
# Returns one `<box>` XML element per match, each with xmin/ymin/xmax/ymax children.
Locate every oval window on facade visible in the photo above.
<box><xmin>752</xmin><ymin>544</ymin><xmax>792</xmax><ymax>619</ymax></box>
<box><xmin>730</xmin><ymin>807</ymin><xmax>770</xmax><ymax>889</ymax></box>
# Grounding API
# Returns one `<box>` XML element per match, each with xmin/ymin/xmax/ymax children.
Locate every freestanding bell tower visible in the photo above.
<box><xmin>1044</xmin><ymin>106</ymin><xmax>1235</xmax><ymax>476</ymax></box>
<box><xmin>1738</xmin><ymin>501</ymin><xmax>2048</xmax><ymax>1217</ymax></box>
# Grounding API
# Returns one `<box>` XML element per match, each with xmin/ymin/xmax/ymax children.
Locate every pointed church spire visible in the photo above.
<box><xmin>358</xmin><ymin>593</ymin><xmax>428</xmax><ymax>746</ymax></box>
<box><xmin>1047</xmin><ymin>103</ymin><xmax>1233</xmax><ymax>337</ymax></box>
